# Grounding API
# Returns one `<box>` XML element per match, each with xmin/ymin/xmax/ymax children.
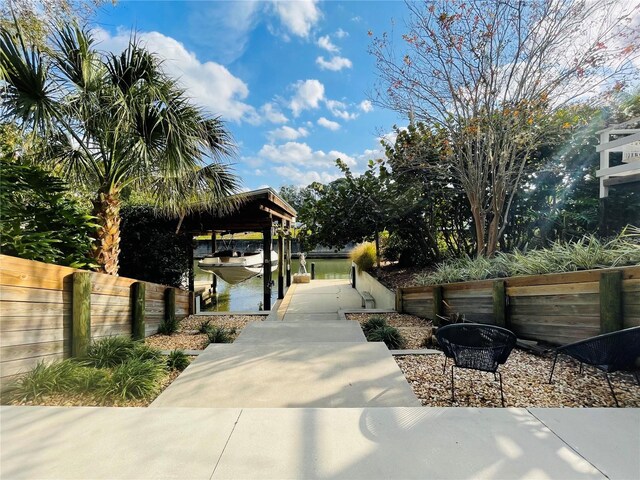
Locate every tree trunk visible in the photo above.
<box><xmin>470</xmin><ymin>204</ymin><xmax>486</xmax><ymax>258</ymax></box>
<box><xmin>92</xmin><ymin>190</ymin><xmax>121</xmax><ymax>275</ymax></box>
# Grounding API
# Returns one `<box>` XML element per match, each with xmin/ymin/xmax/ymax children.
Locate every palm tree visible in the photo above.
<box><xmin>1</xmin><ymin>23</ymin><xmax>240</xmax><ymax>274</ymax></box>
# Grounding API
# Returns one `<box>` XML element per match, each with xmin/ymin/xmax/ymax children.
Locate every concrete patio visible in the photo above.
<box><xmin>1</xmin><ymin>279</ymin><xmax>638</xmax><ymax>479</ymax></box>
<box><xmin>2</xmin><ymin>406</ymin><xmax>637</xmax><ymax>479</ymax></box>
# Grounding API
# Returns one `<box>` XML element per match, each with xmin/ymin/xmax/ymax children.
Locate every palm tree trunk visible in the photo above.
<box><xmin>92</xmin><ymin>190</ymin><xmax>121</xmax><ymax>275</ymax></box>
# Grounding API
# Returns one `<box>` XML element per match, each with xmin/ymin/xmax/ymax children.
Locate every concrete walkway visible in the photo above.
<box><xmin>153</xmin><ymin>279</ymin><xmax>419</xmax><ymax>408</ymax></box>
<box><xmin>1</xmin><ymin>279</ymin><xmax>638</xmax><ymax>479</ymax></box>
<box><xmin>2</xmin><ymin>406</ymin><xmax>637</xmax><ymax>479</ymax></box>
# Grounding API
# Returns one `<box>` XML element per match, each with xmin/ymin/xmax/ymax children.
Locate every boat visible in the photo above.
<box><xmin>198</xmin><ymin>249</ymin><xmax>278</xmax><ymax>284</ymax></box>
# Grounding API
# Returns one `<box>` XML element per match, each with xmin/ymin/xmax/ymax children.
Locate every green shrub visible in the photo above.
<box><xmin>350</xmin><ymin>241</ymin><xmax>377</xmax><ymax>271</ymax></box>
<box><xmin>167</xmin><ymin>350</ymin><xmax>190</xmax><ymax>371</ymax></box>
<box><xmin>366</xmin><ymin>325</ymin><xmax>406</xmax><ymax>349</ymax></box>
<box><xmin>416</xmin><ymin>232</ymin><xmax>640</xmax><ymax>285</ymax></box>
<box><xmin>4</xmin><ymin>360</ymin><xmax>80</xmax><ymax>402</ymax></box>
<box><xmin>157</xmin><ymin>316</ymin><xmax>179</xmax><ymax>335</ymax></box>
<box><xmin>131</xmin><ymin>343</ymin><xmax>163</xmax><ymax>362</ymax></box>
<box><xmin>119</xmin><ymin>205</ymin><xmax>192</xmax><ymax>288</ymax></box>
<box><xmin>3</xmin><ymin>359</ymin><xmax>108</xmax><ymax>402</ymax></box>
<box><xmin>362</xmin><ymin>316</ymin><xmax>387</xmax><ymax>336</ymax></box>
<box><xmin>85</xmin><ymin>336</ymin><xmax>136</xmax><ymax>368</ymax></box>
<box><xmin>206</xmin><ymin>326</ymin><xmax>234</xmax><ymax>344</ymax></box>
<box><xmin>103</xmin><ymin>358</ymin><xmax>166</xmax><ymax>400</ymax></box>
<box><xmin>0</xmin><ymin>155</ymin><xmax>97</xmax><ymax>269</ymax></box>
<box><xmin>198</xmin><ymin>320</ymin><xmax>212</xmax><ymax>334</ymax></box>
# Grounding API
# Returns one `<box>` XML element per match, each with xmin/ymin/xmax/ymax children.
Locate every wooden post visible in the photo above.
<box><xmin>263</xmin><ymin>227</ymin><xmax>272</xmax><ymax>310</ymax></box>
<box><xmin>493</xmin><ymin>280</ymin><xmax>507</xmax><ymax>328</ymax></box>
<box><xmin>72</xmin><ymin>272</ymin><xmax>91</xmax><ymax>357</ymax></box>
<box><xmin>165</xmin><ymin>288</ymin><xmax>176</xmax><ymax>328</ymax></box>
<box><xmin>432</xmin><ymin>286</ymin><xmax>443</xmax><ymax>325</ymax></box>
<box><xmin>311</xmin><ymin>262</ymin><xmax>315</xmax><ymax>280</ymax></box>
<box><xmin>351</xmin><ymin>265</ymin><xmax>356</xmax><ymax>288</ymax></box>
<box><xmin>211</xmin><ymin>231</ymin><xmax>217</xmax><ymax>294</ymax></box>
<box><xmin>277</xmin><ymin>223</ymin><xmax>284</xmax><ymax>299</ymax></box>
<box><xmin>600</xmin><ymin>270</ymin><xmax>623</xmax><ymax>333</ymax></box>
<box><xmin>132</xmin><ymin>282</ymin><xmax>146</xmax><ymax>340</ymax></box>
<box><xmin>187</xmin><ymin>238</ymin><xmax>195</xmax><ymax>293</ymax></box>
<box><xmin>188</xmin><ymin>291</ymin><xmax>196</xmax><ymax>315</ymax></box>
<box><xmin>396</xmin><ymin>288</ymin><xmax>404</xmax><ymax>313</ymax></box>
<box><xmin>286</xmin><ymin>221</ymin><xmax>292</xmax><ymax>287</ymax></box>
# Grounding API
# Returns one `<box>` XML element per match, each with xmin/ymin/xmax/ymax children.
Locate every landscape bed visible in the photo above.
<box><xmin>3</xmin><ymin>315</ymin><xmax>264</xmax><ymax>408</ymax></box>
<box><xmin>346</xmin><ymin>312</ymin><xmax>433</xmax><ymax>349</ymax></box>
<box><xmin>145</xmin><ymin>314</ymin><xmax>266</xmax><ymax>350</ymax></box>
<box><xmin>349</xmin><ymin>312</ymin><xmax>640</xmax><ymax>408</ymax></box>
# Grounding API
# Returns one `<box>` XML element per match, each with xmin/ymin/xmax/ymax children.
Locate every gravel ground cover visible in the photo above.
<box><xmin>349</xmin><ymin>312</ymin><xmax>639</xmax><ymax>407</ymax></box>
<box><xmin>347</xmin><ymin>312</ymin><xmax>433</xmax><ymax>349</ymax></box>
<box><xmin>396</xmin><ymin>349</ymin><xmax>640</xmax><ymax>408</ymax></box>
<box><xmin>145</xmin><ymin>314</ymin><xmax>266</xmax><ymax>351</ymax></box>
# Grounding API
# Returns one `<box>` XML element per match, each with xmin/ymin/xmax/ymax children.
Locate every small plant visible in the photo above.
<box><xmin>362</xmin><ymin>316</ymin><xmax>387</xmax><ymax>336</ymax></box>
<box><xmin>167</xmin><ymin>350</ymin><xmax>190</xmax><ymax>371</ymax></box>
<box><xmin>85</xmin><ymin>336</ymin><xmax>136</xmax><ymax>368</ymax></box>
<box><xmin>104</xmin><ymin>358</ymin><xmax>167</xmax><ymax>400</ymax></box>
<box><xmin>198</xmin><ymin>320</ymin><xmax>212</xmax><ymax>334</ymax></box>
<box><xmin>366</xmin><ymin>325</ymin><xmax>406</xmax><ymax>349</ymax></box>
<box><xmin>206</xmin><ymin>326</ymin><xmax>234</xmax><ymax>344</ymax></box>
<box><xmin>157</xmin><ymin>315</ymin><xmax>179</xmax><ymax>335</ymax></box>
<box><xmin>3</xmin><ymin>359</ymin><xmax>110</xmax><ymax>402</ymax></box>
<box><xmin>350</xmin><ymin>241</ymin><xmax>377</xmax><ymax>271</ymax></box>
<box><xmin>4</xmin><ymin>360</ymin><xmax>82</xmax><ymax>402</ymax></box>
<box><xmin>131</xmin><ymin>342</ymin><xmax>164</xmax><ymax>362</ymax></box>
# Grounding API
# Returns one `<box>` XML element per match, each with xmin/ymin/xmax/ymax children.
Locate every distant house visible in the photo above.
<box><xmin>596</xmin><ymin>117</ymin><xmax>640</xmax><ymax>199</ymax></box>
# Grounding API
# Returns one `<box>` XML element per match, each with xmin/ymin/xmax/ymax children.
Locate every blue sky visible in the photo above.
<box><xmin>93</xmin><ymin>1</ymin><xmax>408</xmax><ymax>191</ymax></box>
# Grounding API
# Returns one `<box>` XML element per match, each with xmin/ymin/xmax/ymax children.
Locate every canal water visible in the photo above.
<box><xmin>195</xmin><ymin>258</ymin><xmax>351</xmax><ymax>312</ymax></box>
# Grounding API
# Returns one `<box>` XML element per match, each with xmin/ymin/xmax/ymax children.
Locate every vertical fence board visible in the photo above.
<box><xmin>600</xmin><ymin>271</ymin><xmax>623</xmax><ymax>333</ymax></box>
<box><xmin>72</xmin><ymin>272</ymin><xmax>91</xmax><ymax>357</ymax></box>
<box><xmin>132</xmin><ymin>282</ymin><xmax>146</xmax><ymax>340</ymax></box>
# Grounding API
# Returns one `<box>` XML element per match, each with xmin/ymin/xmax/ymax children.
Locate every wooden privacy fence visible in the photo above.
<box><xmin>0</xmin><ymin>255</ymin><xmax>190</xmax><ymax>383</ymax></box>
<box><xmin>396</xmin><ymin>265</ymin><xmax>640</xmax><ymax>345</ymax></box>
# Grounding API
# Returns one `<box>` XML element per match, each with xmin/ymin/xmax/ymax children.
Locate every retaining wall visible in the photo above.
<box><xmin>396</xmin><ymin>266</ymin><xmax>640</xmax><ymax>345</ymax></box>
<box><xmin>0</xmin><ymin>255</ymin><xmax>189</xmax><ymax>383</ymax></box>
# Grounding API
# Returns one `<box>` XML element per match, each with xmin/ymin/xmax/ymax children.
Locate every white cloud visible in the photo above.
<box><xmin>317</xmin><ymin>117</ymin><xmax>340</xmax><ymax>131</ymax></box>
<box><xmin>289</xmin><ymin>79</ymin><xmax>325</xmax><ymax>116</ymax></box>
<box><xmin>317</xmin><ymin>35</ymin><xmax>339</xmax><ymax>53</ymax></box>
<box><xmin>258</xmin><ymin>141</ymin><xmax>356</xmax><ymax>167</ymax></box>
<box><xmin>268</xmin><ymin>126</ymin><xmax>309</xmax><ymax>141</ymax></box>
<box><xmin>359</xmin><ymin>100</ymin><xmax>373</xmax><ymax>113</ymax></box>
<box><xmin>335</xmin><ymin>28</ymin><xmax>349</xmax><ymax>39</ymax></box>
<box><xmin>274</xmin><ymin>165</ymin><xmax>340</xmax><ymax>186</ymax></box>
<box><xmin>316</xmin><ymin>55</ymin><xmax>353</xmax><ymax>71</ymax></box>
<box><xmin>325</xmin><ymin>99</ymin><xmax>358</xmax><ymax>120</ymax></box>
<box><xmin>270</xmin><ymin>0</ymin><xmax>321</xmax><ymax>38</ymax></box>
<box><xmin>93</xmin><ymin>28</ymin><xmax>257</xmax><ymax>124</ymax></box>
<box><xmin>260</xmin><ymin>103</ymin><xmax>288</xmax><ymax>123</ymax></box>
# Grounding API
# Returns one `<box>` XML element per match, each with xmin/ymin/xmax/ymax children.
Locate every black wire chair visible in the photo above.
<box><xmin>436</xmin><ymin>323</ymin><xmax>517</xmax><ymax>407</ymax></box>
<box><xmin>548</xmin><ymin>326</ymin><xmax>640</xmax><ymax>407</ymax></box>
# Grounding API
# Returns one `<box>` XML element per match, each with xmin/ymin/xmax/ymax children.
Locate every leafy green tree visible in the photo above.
<box><xmin>1</xmin><ymin>23</ymin><xmax>239</xmax><ymax>274</ymax></box>
<box><xmin>382</xmin><ymin>122</ymin><xmax>473</xmax><ymax>264</ymax></box>
<box><xmin>289</xmin><ymin>160</ymin><xmax>392</xmax><ymax>262</ymax></box>
<box><xmin>0</xmin><ymin>155</ymin><xmax>97</xmax><ymax>268</ymax></box>
<box><xmin>371</xmin><ymin>0</ymin><xmax>639</xmax><ymax>256</ymax></box>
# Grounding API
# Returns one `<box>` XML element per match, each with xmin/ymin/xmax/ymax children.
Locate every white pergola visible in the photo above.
<box><xmin>596</xmin><ymin>117</ymin><xmax>640</xmax><ymax>198</ymax></box>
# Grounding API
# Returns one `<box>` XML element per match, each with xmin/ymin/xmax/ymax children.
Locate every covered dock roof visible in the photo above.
<box><xmin>181</xmin><ymin>187</ymin><xmax>296</xmax><ymax>234</ymax></box>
